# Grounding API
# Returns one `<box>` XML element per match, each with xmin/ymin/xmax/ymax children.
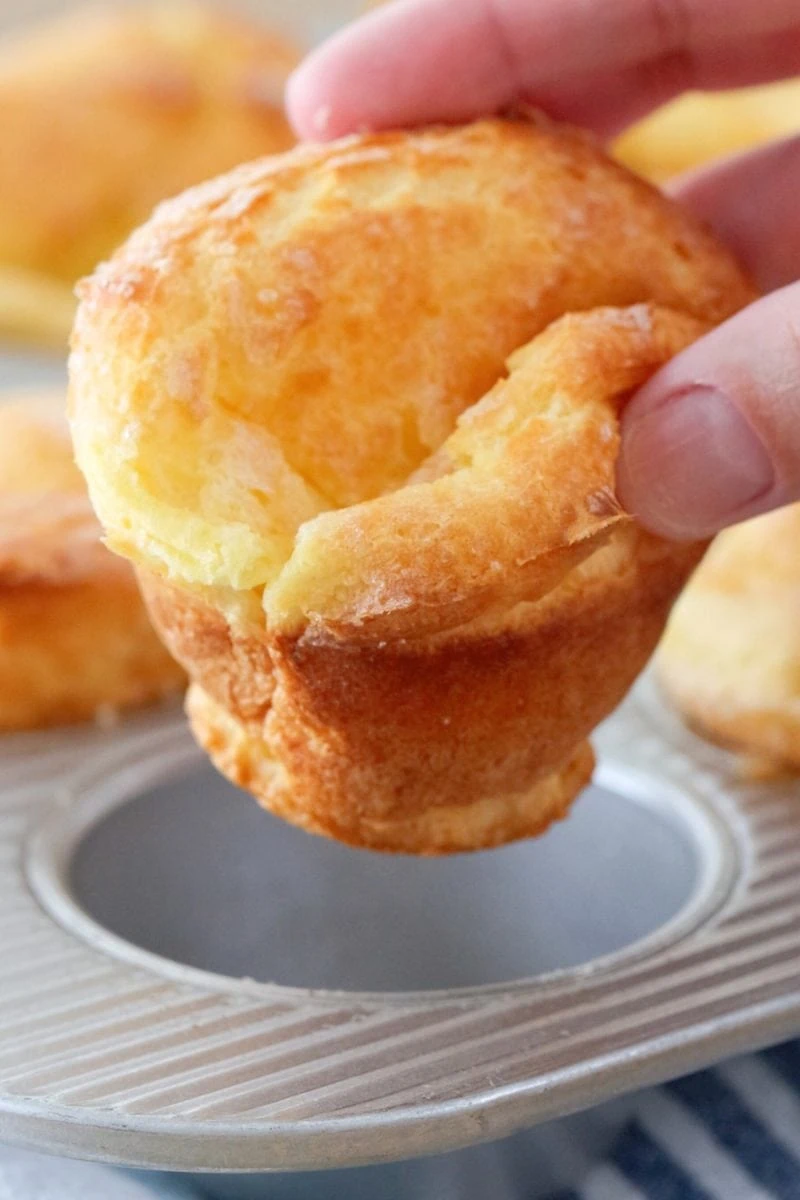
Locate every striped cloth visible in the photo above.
<box><xmin>557</xmin><ymin>1043</ymin><xmax>800</xmax><ymax>1200</ymax></box>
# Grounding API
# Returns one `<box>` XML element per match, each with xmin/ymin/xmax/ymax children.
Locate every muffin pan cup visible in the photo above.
<box><xmin>0</xmin><ymin>674</ymin><xmax>798</xmax><ymax>1183</ymax></box>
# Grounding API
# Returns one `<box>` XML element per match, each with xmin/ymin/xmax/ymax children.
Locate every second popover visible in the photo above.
<box><xmin>0</xmin><ymin>1</ymin><xmax>298</xmax><ymax>344</ymax></box>
<box><xmin>0</xmin><ymin>393</ymin><xmax>185</xmax><ymax>730</ymax></box>
<box><xmin>70</xmin><ymin>117</ymin><xmax>754</xmax><ymax>852</ymax></box>
<box><xmin>615</xmin><ymin>78</ymin><xmax>800</xmax><ymax>183</ymax></box>
<box><xmin>658</xmin><ymin>505</ymin><xmax>800</xmax><ymax>770</ymax></box>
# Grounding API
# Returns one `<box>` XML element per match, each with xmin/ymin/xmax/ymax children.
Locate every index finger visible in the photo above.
<box><xmin>287</xmin><ymin>0</ymin><xmax>800</xmax><ymax>140</ymax></box>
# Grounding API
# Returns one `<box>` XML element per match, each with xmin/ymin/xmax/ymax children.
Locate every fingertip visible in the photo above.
<box><xmin>286</xmin><ymin>5</ymin><xmax>440</xmax><ymax>142</ymax></box>
<box><xmin>618</xmin><ymin>382</ymin><xmax>777</xmax><ymax>541</ymax></box>
<box><xmin>285</xmin><ymin>0</ymin><xmax>519</xmax><ymax>143</ymax></box>
<box><xmin>287</xmin><ymin>29</ymin><xmax>382</xmax><ymax>142</ymax></box>
<box><xmin>286</xmin><ymin>57</ymin><xmax>339</xmax><ymax>142</ymax></box>
<box><xmin>671</xmin><ymin>135</ymin><xmax>800</xmax><ymax>293</ymax></box>
<box><xmin>618</xmin><ymin>284</ymin><xmax>800</xmax><ymax>541</ymax></box>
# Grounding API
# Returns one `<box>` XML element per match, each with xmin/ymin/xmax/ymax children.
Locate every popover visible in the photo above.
<box><xmin>70</xmin><ymin>117</ymin><xmax>754</xmax><ymax>851</ymax></box>
<box><xmin>0</xmin><ymin>1</ymin><xmax>297</xmax><ymax>344</ymax></box>
<box><xmin>0</xmin><ymin>393</ymin><xmax>184</xmax><ymax>729</ymax></box>
<box><xmin>658</xmin><ymin>506</ymin><xmax>800</xmax><ymax>770</ymax></box>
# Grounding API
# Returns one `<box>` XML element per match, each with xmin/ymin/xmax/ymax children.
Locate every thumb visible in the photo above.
<box><xmin>617</xmin><ymin>283</ymin><xmax>800</xmax><ymax>539</ymax></box>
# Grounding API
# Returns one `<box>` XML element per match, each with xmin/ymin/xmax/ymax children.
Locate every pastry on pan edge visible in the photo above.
<box><xmin>658</xmin><ymin>506</ymin><xmax>800</xmax><ymax>771</ymax></box>
<box><xmin>0</xmin><ymin>395</ymin><xmax>184</xmax><ymax>730</ymax></box>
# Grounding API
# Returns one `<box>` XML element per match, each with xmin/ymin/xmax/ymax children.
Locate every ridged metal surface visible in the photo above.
<box><xmin>0</xmin><ymin>679</ymin><xmax>799</xmax><ymax>1171</ymax></box>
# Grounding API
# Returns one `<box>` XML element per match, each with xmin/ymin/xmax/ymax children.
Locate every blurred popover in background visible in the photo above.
<box><xmin>658</xmin><ymin>508</ymin><xmax>800</xmax><ymax>772</ymax></box>
<box><xmin>0</xmin><ymin>1</ymin><xmax>298</xmax><ymax>346</ymax></box>
<box><xmin>0</xmin><ymin>394</ymin><xmax>184</xmax><ymax>730</ymax></box>
<box><xmin>615</xmin><ymin>78</ymin><xmax>800</xmax><ymax>183</ymax></box>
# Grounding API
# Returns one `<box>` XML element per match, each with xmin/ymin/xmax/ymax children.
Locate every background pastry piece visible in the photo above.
<box><xmin>615</xmin><ymin>78</ymin><xmax>800</xmax><ymax>183</ymax></box>
<box><xmin>71</xmin><ymin>117</ymin><xmax>754</xmax><ymax>853</ymax></box>
<box><xmin>658</xmin><ymin>506</ymin><xmax>800</xmax><ymax>770</ymax></box>
<box><xmin>0</xmin><ymin>394</ymin><xmax>184</xmax><ymax>730</ymax></box>
<box><xmin>0</xmin><ymin>1</ymin><xmax>298</xmax><ymax>346</ymax></box>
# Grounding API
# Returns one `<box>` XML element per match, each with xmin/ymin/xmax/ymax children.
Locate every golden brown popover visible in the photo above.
<box><xmin>0</xmin><ymin>1</ymin><xmax>298</xmax><ymax>345</ymax></box>
<box><xmin>0</xmin><ymin>393</ymin><xmax>184</xmax><ymax>729</ymax></box>
<box><xmin>658</xmin><ymin>507</ymin><xmax>800</xmax><ymax>769</ymax></box>
<box><xmin>70</xmin><ymin>117</ymin><xmax>754</xmax><ymax>852</ymax></box>
<box><xmin>615</xmin><ymin>79</ymin><xmax>800</xmax><ymax>183</ymax></box>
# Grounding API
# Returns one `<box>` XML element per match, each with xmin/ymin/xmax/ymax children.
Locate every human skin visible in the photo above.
<box><xmin>286</xmin><ymin>0</ymin><xmax>800</xmax><ymax>540</ymax></box>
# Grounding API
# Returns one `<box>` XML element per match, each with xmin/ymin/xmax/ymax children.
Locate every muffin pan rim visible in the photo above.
<box><xmin>25</xmin><ymin>739</ymin><xmax>738</xmax><ymax>1007</ymax></box>
<box><xmin>0</xmin><ymin>676</ymin><xmax>798</xmax><ymax>1170</ymax></box>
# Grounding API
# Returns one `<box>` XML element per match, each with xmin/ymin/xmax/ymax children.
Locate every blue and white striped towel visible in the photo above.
<box><xmin>5</xmin><ymin>1042</ymin><xmax>800</xmax><ymax>1199</ymax></box>
<box><xmin>556</xmin><ymin>1043</ymin><xmax>800</xmax><ymax>1200</ymax></box>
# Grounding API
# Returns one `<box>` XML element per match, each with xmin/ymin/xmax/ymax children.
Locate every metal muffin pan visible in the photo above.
<box><xmin>0</xmin><ymin>672</ymin><xmax>799</xmax><ymax>1183</ymax></box>
<box><xmin>0</xmin><ymin>3</ymin><xmax>798</xmax><ymax>1185</ymax></box>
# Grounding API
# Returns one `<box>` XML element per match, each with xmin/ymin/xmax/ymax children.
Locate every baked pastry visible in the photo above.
<box><xmin>70</xmin><ymin>117</ymin><xmax>754</xmax><ymax>852</ymax></box>
<box><xmin>0</xmin><ymin>1</ymin><xmax>298</xmax><ymax>345</ymax></box>
<box><xmin>615</xmin><ymin>79</ymin><xmax>800</xmax><ymax>183</ymax></box>
<box><xmin>658</xmin><ymin>507</ymin><xmax>800</xmax><ymax>769</ymax></box>
<box><xmin>0</xmin><ymin>393</ymin><xmax>184</xmax><ymax>729</ymax></box>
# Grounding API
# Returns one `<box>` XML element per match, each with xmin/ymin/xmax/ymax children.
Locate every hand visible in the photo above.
<box><xmin>287</xmin><ymin>0</ymin><xmax>800</xmax><ymax>539</ymax></box>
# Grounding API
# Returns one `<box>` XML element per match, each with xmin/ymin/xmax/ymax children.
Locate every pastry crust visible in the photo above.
<box><xmin>70</xmin><ymin>117</ymin><xmax>754</xmax><ymax>852</ymax></box>
<box><xmin>0</xmin><ymin>1</ymin><xmax>297</xmax><ymax>343</ymax></box>
<box><xmin>0</xmin><ymin>394</ymin><xmax>184</xmax><ymax>729</ymax></box>
<box><xmin>186</xmin><ymin>684</ymin><xmax>596</xmax><ymax>854</ymax></box>
<box><xmin>658</xmin><ymin>506</ymin><xmax>800</xmax><ymax>770</ymax></box>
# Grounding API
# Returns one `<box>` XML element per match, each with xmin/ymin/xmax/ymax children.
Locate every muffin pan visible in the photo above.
<box><xmin>0</xmin><ymin>1</ymin><xmax>798</xmax><ymax>1184</ymax></box>
<box><xmin>0</xmin><ymin>672</ymin><xmax>799</xmax><ymax>1180</ymax></box>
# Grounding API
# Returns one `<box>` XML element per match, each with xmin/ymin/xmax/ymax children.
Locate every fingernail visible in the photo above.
<box><xmin>618</xmin><ymin>387</ymin><xmax>775</xmax><ymax>539</ymax></box>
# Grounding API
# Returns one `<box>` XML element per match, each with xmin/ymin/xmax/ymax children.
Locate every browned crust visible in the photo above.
<box><xmin>187</xmin><ymin>681</ymin><xmax>595</xmax><ymax>854</ymax></box>
<box><xmin>142</xmin><ymin>526</ymin><xmax>705</xmax><ymax>852</ymax></box>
